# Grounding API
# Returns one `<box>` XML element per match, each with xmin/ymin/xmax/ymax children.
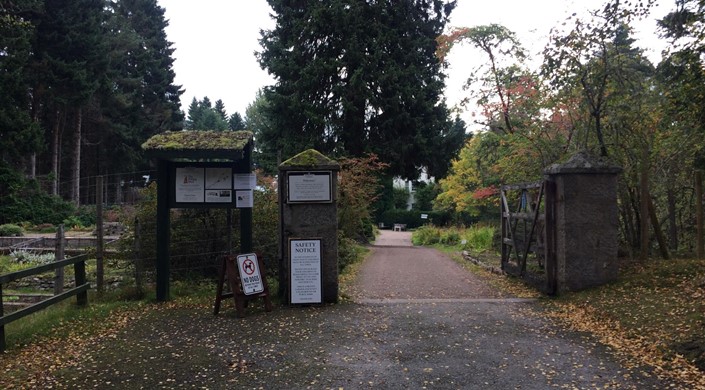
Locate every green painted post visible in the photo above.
<box><xmin>240</xmin><ymin>143</ymin><xmax>253</xmax><ymax>253</ymax></box>
<box><xmin>156</xmin><ymin>159</ymin><xmax>171</xmax><ymax>301</ymax></box>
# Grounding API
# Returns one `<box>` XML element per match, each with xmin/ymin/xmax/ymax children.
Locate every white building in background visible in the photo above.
<box><xmin>393</xmin><ymin>168</ymin><xmax>434</xmax><ymax>211</ymax></box>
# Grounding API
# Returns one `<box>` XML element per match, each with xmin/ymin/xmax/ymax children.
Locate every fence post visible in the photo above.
<box><xmin>1</xmin><ymin>282</ymin><xmax>5</xmax><ymax>351</ymax></box>
<box><xmin>54</xmin><ymin>225</ymin><xmax>65</xmax><ymax>295</ymax></box>
<box><xmin>134</xmin><ymin>217</ymin><xmax>143</xmax><ymax>292</ymax></box>
<box><xmin>96</xmin><ymin>175</ymin><xmax>104</xmax><ymax>293</ymax></box>
<box><xmin>75</xmin><ymin>258</ymin><xmax>87</xmax><ymax>306</ymax></box>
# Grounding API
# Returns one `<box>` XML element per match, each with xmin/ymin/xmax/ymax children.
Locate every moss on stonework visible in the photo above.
<box><xmin>280</xmin><ymin>149</ymin><xmax>339</xmax><ymax>168</ymax></box>
<box><xmin>141</xmin><ymin>130</ymin><xmax>253</xmax><ymax>151</ymax></box>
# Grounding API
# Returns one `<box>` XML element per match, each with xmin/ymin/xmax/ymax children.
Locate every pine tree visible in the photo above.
<box><xmin>229</xmin><ymin>112</ymin><xmax>246</xmax><ymax>131</ymax></box>
<box><xmin>258</xmin><ymin>0</ymin><xmax>461</xmax><ymax>179</ymax></box>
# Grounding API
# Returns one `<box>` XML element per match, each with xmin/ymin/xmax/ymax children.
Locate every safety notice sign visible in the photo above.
<box><xmin>236</xmin><ymin>253</ymin><xmax>264</xmax><ymax>295</ymax></box>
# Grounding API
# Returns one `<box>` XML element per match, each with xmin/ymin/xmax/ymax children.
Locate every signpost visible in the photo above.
<box><xmin>236</xmin><ymin>253</ymin><xmax>264</xmax><ymax>295</ymax></box>
<box><xmin>290</xmin><ymin>239</ymin><xmax>322</xmax><ymax>304</ymax></box>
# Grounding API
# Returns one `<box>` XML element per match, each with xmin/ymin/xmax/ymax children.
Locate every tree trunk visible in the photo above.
<box><xmin>51</xmin><ymin>108</ymin><xmax>62</xmax><ymax>196</ymax></box>
<box><xmin>647</xmin><ymin>194</ymin><xmax>670</xmax><ymax>260</ymax></box>
<box><xmin>666</xmin><ymin>185</ymin><xmax>678</xmax><ymax>251</ymax></box>
<box><xmin>696</xmin><ymin>170</ymin><xmax>703</xmax><ymax>260</ymax></box>
<box><xmin>619</xmin><ymin>188</ymin><xmax>636</xmax><ymax>258</ymax></box>
<box><xmin>70</xmin><ymin>107</ymin><xmax>83</xmax><ymax>205</ymax></box>
<box><xmin>639</xmin><ymin>147</ymin><xmax>649</xmax><ymax>261</ymax></box>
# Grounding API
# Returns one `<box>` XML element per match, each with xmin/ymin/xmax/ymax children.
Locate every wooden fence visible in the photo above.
<box><xmin>0</xmin><ymin>253</ymin><xmax>90</xmax><ymax>351</ymax></box>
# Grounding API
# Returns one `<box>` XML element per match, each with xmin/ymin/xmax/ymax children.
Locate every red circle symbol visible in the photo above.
<box><xmin>242</xmin><ymin>259</ymin><xmax>256</xmax><ymax>275</ymax></box>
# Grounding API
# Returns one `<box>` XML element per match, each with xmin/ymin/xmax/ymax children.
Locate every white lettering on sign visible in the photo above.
<box><xmin>290</xmin><ymin>239</ymin><xmax>322</xmax><ymax>304</ymax></box>
<box><xmin>236</xmin><ymin>253</ymin><xmax>264</xmax><ymax>295</ymax></box>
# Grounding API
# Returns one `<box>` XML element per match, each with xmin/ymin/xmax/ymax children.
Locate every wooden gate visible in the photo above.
<box><xmin>500</xmin><ymin>181</ymin><xmax>557</xmax><ymax>294</ymax></box>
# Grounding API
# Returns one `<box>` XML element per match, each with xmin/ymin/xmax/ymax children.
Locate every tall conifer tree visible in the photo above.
<box><xmin>258</xmin><ymin>0</ymin><xmax>463</xmax><ymax>179</ymax></box>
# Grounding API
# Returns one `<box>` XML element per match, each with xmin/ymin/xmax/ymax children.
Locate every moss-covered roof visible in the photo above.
<box><xmin>142</xmin><ymin>130</ymin><xmax>253</xmax><ymax>161</ymax></box>
<box><xmin>279</xmin><ymin>149</ymin><xmax>340</xmax><ymax>170</ymax></box>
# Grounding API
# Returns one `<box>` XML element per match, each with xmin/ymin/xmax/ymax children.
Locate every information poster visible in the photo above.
<box><xmin>205</xmin><ymin>167</ymin><xmax>232</xmax><ymax>189</ymax></box>
<box><xmin>287</xmin><ymin>172</ymin><xmax>332</xmax><ymax>203</ymax></box>
<box><xmin>234</xmin><ymin>173</ymin><xmax>256</xmax><ymax>190</ymax></box>
<box><xmin>205</xmin><ymin>189</ymin><xmax>232</xmax><ymax>203</ymax></box>
<box><xmin>175</xmin><ymin>167</ymin><xmax>204</xmax><ymax>203</ymax></box>
<box><xmin>236</xmin><ymin>253</ymin><xmax>264</xmax><ymax>295</ymax></box>
<box><xmin>290</xmin><ymin>239</ymin><xmax>322</xmax><ymax>304</ymax></box>
<box><xmin>235</xmin><ymin>190</ymin><xmax>253</xmax><ymax>208</ymax></box>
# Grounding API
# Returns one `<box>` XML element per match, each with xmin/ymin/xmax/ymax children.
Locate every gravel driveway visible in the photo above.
<box><xmin>34</xmin><ymin>231</ymin><xmax>678</xmax><ymax>389</ymax></box>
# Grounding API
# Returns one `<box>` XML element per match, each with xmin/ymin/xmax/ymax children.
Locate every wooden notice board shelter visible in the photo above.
<box><xmin>142</xmin><ymin>130</ymin><xmax>254</xmax><ymax>302</ymax></box>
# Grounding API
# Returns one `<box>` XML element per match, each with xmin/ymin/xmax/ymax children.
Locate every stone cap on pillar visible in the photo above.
<box><xmin>279</xmin><ymin>149</ymin><xmax>340</xmax><ymax>172</ymax></box>
<box><xmin>544</xmin><ymin>151</ymin><xmax>622</xmax><ymax>175</ymax></box>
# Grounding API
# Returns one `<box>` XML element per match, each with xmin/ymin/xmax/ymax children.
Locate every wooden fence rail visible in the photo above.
<box><xmin>0</xmin><ymin>253</ymin><xmax>90</xmax><ymax>352</ymax></box>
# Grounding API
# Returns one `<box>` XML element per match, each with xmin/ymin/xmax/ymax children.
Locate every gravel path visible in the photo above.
<box><xmin>28</xmin><ymin>231</ymin><xmax>679</xmax><ymax>389</ymax></box>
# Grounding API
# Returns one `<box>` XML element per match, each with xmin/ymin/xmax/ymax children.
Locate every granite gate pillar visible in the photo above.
<box><xmin>279</xmin><ymin>150</ymin><xmax>340</xmax><ymax>304</ymax></box>
<box><xmin>545</xmin><ymin>152</ymin><xmax>622</xmax><ymax>293</ymax></box>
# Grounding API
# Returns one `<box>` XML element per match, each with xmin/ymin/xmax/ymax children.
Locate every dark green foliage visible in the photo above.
<box><xmin>0</xmin><ymin>162</ymin><xmax>74</xmax><ymax>225</ymax></box>
<box><xmin>228</xmin><ymin>112</ymin><xmax>246</xmax><ymax>131</ymax></box>
<box><xmin>392</xmin><ymin>187</ymin><xmax>411</xmax><ymax>210</ymax></box>
<box><xmin>258</xmin><ymin>0</ymin><xmax>461</xmax><ymax>179</ymax></box>
<box><xmin>412</xmin><ymin>181</ymin><xmax>440</xmax><ymax>211</ymax></box>
<box><xmin>337</xmin><ymin>231</ymin><xmax>366</xmax><ymax>273</ymax></box>
<box><xmin>0</xmin><ymin>224</ymin><xmax>24</xmax><ymax>237</ymax></box>
<box><xmin>185</xmin><ymin>96</ymin><xmax>229</xmax><ymax>130</ymax></box>
<box><xmin>0</xmin><ymin>1</ymin><xmax>43</xmax><ymax>165</ymax></box>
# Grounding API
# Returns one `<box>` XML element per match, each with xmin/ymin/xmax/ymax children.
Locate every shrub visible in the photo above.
<box><xmin>9</xmin><ymin>250</ymin><xmax>55</xmax><ymax>265</ymax></box>
<box><xmin>0</xmin><ymin>224</ymin><xmax>23</xmax><ymax>237</ymax></box>
<box><xmin>439</xmin><ymin>228</ymin><xmax>461</xmax><ymax>245</ymax></box>
<box><xmin>463</xmin><ymin>225</ymin><xmax>495</xmax><ymax>252</ymax></box>
<box><xmin>412</xmin><ymin>225</ymin><xmax>441</xmax><ymax>245</ymax></box>
<box><xmin>0</xmin><ymin>162</ymin><xmax>75</xmax><ymax>225</ymax></box>
<box><xmin>338</xmin><ymin>154</ymin><xmax>388</xmax><ymax>243</ymax></box>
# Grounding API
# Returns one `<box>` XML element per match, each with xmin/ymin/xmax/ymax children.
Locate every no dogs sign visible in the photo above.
<box><xmin>236</xmin><ymin>253</ymin><xmax>264</xmax><ymax>295</ymax></box>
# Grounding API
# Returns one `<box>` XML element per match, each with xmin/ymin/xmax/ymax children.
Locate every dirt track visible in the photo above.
<box><xmin>20</xmin><ymin>231</ymin><xmax>679</xmax><ymax>389</ymax></box>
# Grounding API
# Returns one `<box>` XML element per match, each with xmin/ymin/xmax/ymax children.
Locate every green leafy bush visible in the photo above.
<box><xmin>412</xmin><ymin>225</ymin><xmax>441</xmax><ymax>245</ymax></box>
<box><xmin>439</xmin><ymin>228</ymin><xmax>461</xmax><ymax>245</ymax></box>
<box><xmin>462</xmin><ymin>225</ymin><xmax>495</xmax><ymax>252</ymax></box>
<box><xmin>0</xmin><ymin>224</ymin><xmax>24</xmax><ymax>237</ymax></box>
<box><xmin>0</xmin><ymin>162</ymin><xmax>75</xmax><ymax>225</ymax></box>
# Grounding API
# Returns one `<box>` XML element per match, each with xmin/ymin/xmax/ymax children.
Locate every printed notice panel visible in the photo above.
<box><xmin>287</xmin><ymin>172</ymin><xmax>332</xmax><ymax>203</ymax></box>
<box><xmin>236</xmin><ymin>253</ymin><xmax>264</xmax><ymax>295</ymax></box>
<box><xmin>233</xmin><ymin>173</ymin><xmax>256</xmax><ymax>190</ymax></box>
<box><xmin>175</xmin><ymin>167</ymin><xmax>204</xmax><ymax>203</ymax></box>
<box><xmin>205</xmin><ymin>189</ymin><xmax>232</xmax><ymax>203</ymax></box>
<box><xmin>205</xmin><ymin>167</ymin><xmax>232</xmax><ymax>189</ymax></box>
<box><xmin>290</xmin><ymin>239</ymin><xmax>322</xmax><ymax>304</ymax></box>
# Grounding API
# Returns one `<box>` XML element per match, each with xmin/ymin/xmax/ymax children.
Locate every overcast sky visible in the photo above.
<box><xmin>157</xmin><ymin>0</ymin><xmax>672</xmax><ymax>124</ymax></box>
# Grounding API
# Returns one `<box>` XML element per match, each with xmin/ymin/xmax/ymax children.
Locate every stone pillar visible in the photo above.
<box><xmin>279</xmin><ymin>149</ymin><xmax>340</xmax><ymax>304</ymax></box>
<box><xmin>545</xmin><ymin>152</ymin><xmax>622</xmax><ymax>293</ymax></box>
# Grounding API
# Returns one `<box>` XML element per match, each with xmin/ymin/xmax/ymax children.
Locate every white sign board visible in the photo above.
<box><xmin>175</xmin><ymin>167</ymin><xmax>204</xmax><ymax>203</ymax></box>
<box><xmin>235</xmin><ymin>190</ymin><xmax>253</xmax><ymax>208</ymax></box>
<box><xmin>233</xmin><ymin>173</ymin><xmax>256</xmax><ymax>190</ymax></box>
<box><xmin>205</xmin><ymin>167</ymin><xmax>232</xmax><ymax>189</ymax></box>
<box><xmin>287</xmin><ymin>172</ymin><xmax>332</xmax><ymax>203</ymax></box>
<box><xmin>236</xmin><ymin>253</ymin><xmax>264</xmax><ymax>295</ymax></box>
<box><xmin>205</xmin><ymin>189</ymin><xmax>232</xmax><ymax>203</ymax></box>
<box><xmin>421</xmin><ymin>214</ymin><xmax>428</xmax><ymax>219</ymax></box>
<box><xmin>290</xmin><ymin>239</ymin><xmax>322</xmax><ymax>304</ymax></box>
